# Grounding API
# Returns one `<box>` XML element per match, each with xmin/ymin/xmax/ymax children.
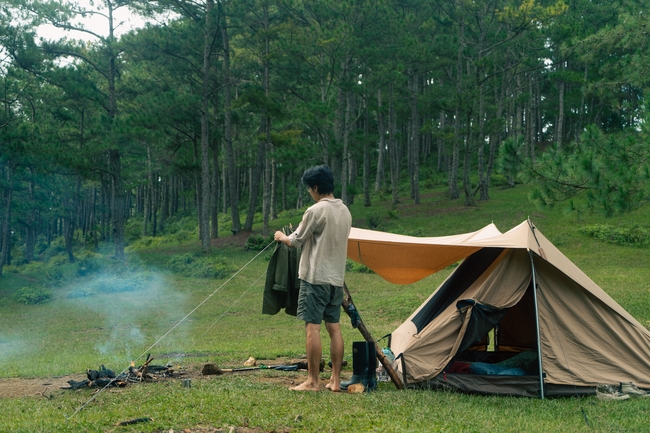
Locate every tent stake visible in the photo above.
<box><xmin>342</xmin><ymin>283</ymin><xmax>404</xmax><ymax>390</ymax></box>
<box><xmin>529</xmin><ymin>251</ymin><xmax>545</xmax><ymax>399</ymax></box>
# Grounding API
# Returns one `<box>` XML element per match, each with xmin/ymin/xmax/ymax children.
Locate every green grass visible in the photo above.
<box><xmin>2</xmin><ymin>183</ymin><xmax>650</xmax><ymax>432</ymax></box>
<box><xmin>3</xmin><ymin>375</ymin><xmax>649</xmax><ymax>432</ymax></box>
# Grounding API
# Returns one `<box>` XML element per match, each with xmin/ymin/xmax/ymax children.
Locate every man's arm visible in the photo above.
<box><xmin>274</xmin><ymin>230</ymin><xmax>293</xmax><ymax>247</ymax></box>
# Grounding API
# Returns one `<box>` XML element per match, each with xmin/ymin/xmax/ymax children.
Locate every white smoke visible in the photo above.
<box><xmin>65</xmin><ymin>264</ymin><xmax>191</xmax><ymax>364</ymax></box>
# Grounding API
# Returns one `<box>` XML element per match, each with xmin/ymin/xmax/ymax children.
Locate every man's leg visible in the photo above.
<box><xmin>325</xmin><ymin>321</ymin><xmax>344</xmax><ymax>392</ymax></box>
<box><xmin>290</xmin><ymin>322</ymin><xmax>322</xmax><ymax>391</ymax></box>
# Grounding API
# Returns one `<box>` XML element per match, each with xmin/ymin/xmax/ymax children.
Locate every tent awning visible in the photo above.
<box><xmin>346</xmin><ymin>223</ymin><xmax>502</xmax><ymax>284</ymax></box>
<box><xmin>347</xmin><ymin>220</ymin><xmax>643</xmax><ymax>328</ymax></box>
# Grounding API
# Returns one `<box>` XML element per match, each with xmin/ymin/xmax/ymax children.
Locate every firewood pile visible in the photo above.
<box><xmin>65</xmin><ymin>354</ymin><xmax>182</xmax><ymax>390</ymax></box>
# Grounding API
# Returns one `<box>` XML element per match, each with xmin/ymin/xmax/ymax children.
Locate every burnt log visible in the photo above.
<box><xmin>87</xmin><ymin>365</ymin><xmax>116</xmax><ymax>381</ymax></box>
<box><xmin>67</xmin><ymin>379</ymin><xmax>90</xmax><ymax>390</ymax></box>
<box><xmin>91</xmin><ymin>377</ymin><xmax>127</xmax><ymax>388</ymax></box>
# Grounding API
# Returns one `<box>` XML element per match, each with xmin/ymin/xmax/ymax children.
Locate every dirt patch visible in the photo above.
<box><xmin>0</xmin><ymin>374</ymin><xmax>86</xmax><ymax>399</ymax></box>
<box><xmin>0</xmin><ymin>357</ymin><xmax>350</xmax><ymax>400</ymax></box>
<box><xmin>1</xmin><ymin>363</ymin><xmax>340</xmax><ymax>432</ymax></box>
<box><xmin>210</xmin><ymin>231</ymin><xmax>254</xmax><ymax>249</ymax></box>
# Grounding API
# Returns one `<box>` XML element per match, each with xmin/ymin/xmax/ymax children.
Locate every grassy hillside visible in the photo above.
<box><xmin>1</xmin><ymin>183</ymin><xmax>649</xmax><ymax>432</ymax></box>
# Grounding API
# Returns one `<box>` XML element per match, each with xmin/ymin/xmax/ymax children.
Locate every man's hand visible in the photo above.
<box><xmin>274</xmin><ymin>230</ymin><xmax>290</xmax><ymax>246</ymax></box>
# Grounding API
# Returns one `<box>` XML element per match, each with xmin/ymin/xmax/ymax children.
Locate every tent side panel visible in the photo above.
<box><xmin>411</xmin><ymin>248</ymin><xmax>505</xmax><ymax>332</ymax></box>
<box><xmin>536</xmin><ymin>258</ymin><xmax>650</xmax><ymax>388</ymax></box>
<box><xmin>397</xmin><ymin>249</ymin><xmax>531</xmax><ymax>383</ymax></box>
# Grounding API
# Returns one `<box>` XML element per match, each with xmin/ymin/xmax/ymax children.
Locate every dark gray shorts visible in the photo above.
<box><xmin>297</xmin><ymin>280</ymin><xmax>343</xmax><ymax>324</ymax></box>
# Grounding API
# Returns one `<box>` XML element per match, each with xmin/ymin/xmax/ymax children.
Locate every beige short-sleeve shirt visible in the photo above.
<box><xmin>288</xmin><ymin>198</ymin><xmax>352</xmax><ymax>286</ymax></box>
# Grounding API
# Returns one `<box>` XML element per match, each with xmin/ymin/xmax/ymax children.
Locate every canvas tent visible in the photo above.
<box><xmin>346</xmin><ymin>220</ymin><xmax>650</xmax><ymax>397</ymax></box>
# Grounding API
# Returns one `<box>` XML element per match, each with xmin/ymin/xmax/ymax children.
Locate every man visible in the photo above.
<box><xmin>274</xmin><ymin>165</ymin><xmax>352</xmax><ymax>392</ymax></box>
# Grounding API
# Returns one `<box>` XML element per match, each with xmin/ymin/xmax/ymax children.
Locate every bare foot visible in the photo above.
<box><xmin>326</xmin><ymin>381</ymin><xmax>341</xmax><ymax>392</ymax></box>
<box><xmin>289</xmin><ymin>381</ymin><xmax>321</xmax><ymax>392</ymax></box>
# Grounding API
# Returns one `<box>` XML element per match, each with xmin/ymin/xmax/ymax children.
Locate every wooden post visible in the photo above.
<box><xmin>342</xmin><ymin>283</ymin><xmax>404</xmax><ymax>390</ymax></box>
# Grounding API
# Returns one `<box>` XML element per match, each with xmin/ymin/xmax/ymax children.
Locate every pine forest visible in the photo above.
<box><xmin>2</xmin><ymin>0</ymin><xmax>650</xmax><ymax>273</ymax></box>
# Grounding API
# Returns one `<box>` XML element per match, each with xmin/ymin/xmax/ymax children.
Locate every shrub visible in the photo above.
<box><xmin>172</xmin><ymin>229</ymin><xmax>194</xmax><ymax>244</ymax></box>
<box><xmin>278</xmin><ymin>209</ymin><xmax>301</xmax><ymax>219</ymax></box>
<box><xmin>245</xmin><ymin>234</ymin><xmax>273</xmax><ymax>251</ymax></box>
<box><xmin>2</xmin><ymin>265</ymin><xmax>19</xmax><ymax>274</ymax></box>
<box><xmin>490</xmin><ymin>173</ymin><xmax>509</xmax><ymax>187</ymax></box>
<box><xmin>39</xmin><ymin>237</ymin><xmax>67</xmax><ymax>261</ymax></box>
<box><xmin>367</xmin><ymin>212</ymin><xmax>382</xmax><ymax>229</ymax></box>
<box><xmin>580</xmin><ymin>224</ymin><xmax>650</xmax><ymax>247</ymax></box>
<box><xmin>90</xmin><ymin>272</ymin><xmax>153</xmax><ymax>294</ymax></box>
<box><xmin>48</xmin><ymin>255</ymin><xmax>68</xmax><ymax>267</ymax></box>
<box><xmin>387</xmin><ymin>208</ymin><xmax>400</xmax><ymax>220</ymax></box>
<box><xmin>45</xmin><ymin>266</ymin><xmax>65</xmax><ymax>283</ymax></box>
<box><xmin>165</xmin><ymin>216</ymin><xmax>198</xmax><ymax>235</ymax></box>
<box><xmin>15</xmin><ymin>286</ymin><xmax>52</xmax><ymax>305</ymax></box>
<box><xmin>76</xmin><ymin>254</ymin><xmax>105</xmax><ymax>276</ymax></box>
<box><xmin>166</xmin><ymin>253</ymin><xmax>236</xmax><ymax>279</ymax></box>
<box><xmin>127</xmin><ymin>236</ymin><xmax>170</xmax><ymax>251</ymax></box>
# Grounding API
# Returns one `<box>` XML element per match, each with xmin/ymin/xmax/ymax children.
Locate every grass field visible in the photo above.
<box><xmin>1</xmin><ymin>184</ymin><xmax>650</xmax><ymax>432</ymax></box>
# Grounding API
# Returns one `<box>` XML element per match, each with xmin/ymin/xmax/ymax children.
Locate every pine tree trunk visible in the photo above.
<box><xmin>487</xmin><ymin>69</ymin><xmax>507</xmax><ymax>190</ymax></box>
<box><xmin>220</xmin><ymin>3</ymin><xmax>240</xmax><ymax>234</ymax></box>
<box><xmin>477</xmin><ymin>74</ymin><xmax>488</xmax><ymax>201</ymax></box>
<box><xmin>199</xmin><ymin>0</ymin><xmax>214</xmax><ymax>251</ymax></box>
<box><xmin>194</xmin><ymin>137</ymin><xmax>203</xmax><ymax>241</ymax></box>
<box><xmin>244</xmin><ymin>118</ymin><xmax>266</xmax><ymax>232</ymax></box>
<box><xmin>144</xmin><ymin>145</ymin><xmax>152</xmax><ymax>237</ymax></box>
<box><xmin>341</xmin><ymin>88</ymin><xmax>352</xmax><ymax>206</ymax></box>
<box><xmin>375</xmin><ymin>89</ymin><xmax>385</xmax><ymax>192</ymax></box>
<box><xmin>271</xmin><ymin>156</ymin><xmax>277</xmax><ymax>219</ymax></box>
<box><xmin>557</xmin><ymin>79</ymin><xmax>565</xmax><ymax>148</ymax></box>
<box><xmin>107</xmin><ymin>6</ymin><xmax>124</xmax><ymax>260</ymax></box>
<box><xmin>92</xmin><ymin>187</ymin><xmax>98</xmax><ymax>249</ymax></box>
<box><xmin>438</xmin><ymin>112</ymin><xmax>446</xmax><ymax>172</ymax></box>
<box><xmin>409</xmin><ymin>71</ymin><xmax>420</xmax><ymax>204</ymax></box>
<box><xmin>109</xmin><ymin>149</ymin><xmax>125</xmax><ymax>261</ymax></box>
<box><xmin>363</xmin><ymin>98</ymin><xmax>371</xmax><ymax>207</ymax></box>
<box><xmin>449</xmin><ymin>23</ymin><xmax>464</xmax><ymax>200</ymax></box>
<box><xmin>211</xmin><ymin>139</ymin><xmax>219</xmax><ymax>238</ymax></box>
<box><xmin>263</xmin><ymin>144</ymin><xmax>271</xmax><ymax>237</ymax></box>
<box><xmin>24</xmin><ymin>167</ymin><xmax>36</xmax><ymax>263</ymax></box>
<box><xmin>462</xmin><ymin>111</ymin><xmax>474</xmax><ymax>207</ymax></box>
<box><xmin>281</xmin><ymin>172</ymin><xmax>287</xmax><ymax>211</ymax></box>
<box><xmin>147</xmin><ymin>145</ymin><xmax>158</xmax><ymax>237</ymax></box>
<box><xmin>388</xmin><ymin>84</ymin><xmax>399</xmax><ymax>205</ymax></box>
<box><xmin>0</xmin><ymin>162</ymin><xmax>14</xmax><ymax>275</ymax></box>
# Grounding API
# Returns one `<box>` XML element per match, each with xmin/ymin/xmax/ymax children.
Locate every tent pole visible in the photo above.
<box><xmin>342</xmin><ymin>283</ymin><xmax>405</xmax><ymax>390</ymax></box>
<box><xmin>529</xmin><ymin>251</ymin><xmax>545</xmax><ymax>399</ymax></box>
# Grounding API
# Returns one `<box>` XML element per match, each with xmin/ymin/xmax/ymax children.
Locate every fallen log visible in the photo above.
<box><xmin>87</xmin><ymin>365</ymin><xmax>115</xmax><ymax>381</ymax></box>
<box><xmin>66</xmin><ymin>380</ymin><xmax>90</xmax><ymax>390</ymax></box>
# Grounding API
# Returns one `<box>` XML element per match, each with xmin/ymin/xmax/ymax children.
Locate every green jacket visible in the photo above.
<box><xmin>262</xmin><ymin>226</ymin><xmax>301</xmax><ymax>316</ymax></box>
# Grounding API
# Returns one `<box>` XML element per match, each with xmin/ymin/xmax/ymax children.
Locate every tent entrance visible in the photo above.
<box><xmin>459</xmin><ymin>283</ymin><xmax>538</xmax><ymax>354</ymax></box>
<box><xmin>452</xmin><ymin>283</ymin><xmax>539</xmax><ymax>369</ymax></box>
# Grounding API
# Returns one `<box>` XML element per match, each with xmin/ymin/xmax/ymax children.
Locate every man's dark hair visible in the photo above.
<box><xmin>302</xmin><ymin>165</ymin><xmax>335</xmax><ymax>195</ymax></box>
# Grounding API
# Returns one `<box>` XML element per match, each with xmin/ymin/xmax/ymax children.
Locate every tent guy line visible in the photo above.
<box><xmin>66</xmin><ymin>240</ymin><xmax>276</xmax><ymax>420</ymax></box>
<box><xmin>195</xmin><ymin>270</ymin><xmax>267</xmax><ymax>344</ymax></box>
